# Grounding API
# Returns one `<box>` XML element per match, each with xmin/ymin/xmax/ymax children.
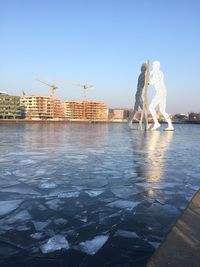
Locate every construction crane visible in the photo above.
<box><xmin>59</xmin><ymin>80</ymin><xmax>94</xmax><ymax>101</ymax></box>
<box><xmin>35</xmin><ymin>78</ymin><xmax>58</xmax><ymax>98</ymax></box>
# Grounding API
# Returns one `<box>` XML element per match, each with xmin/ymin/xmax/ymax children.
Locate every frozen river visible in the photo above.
<box><xmin>0</xmin><ymin>122</ymin><xmax>200</xmax><ymax>267</ymax></box>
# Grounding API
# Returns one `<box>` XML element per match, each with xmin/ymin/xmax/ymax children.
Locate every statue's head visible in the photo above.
<box><xmin>141</xmin><ymin>63</ymin><xmax>147</xmax><ymax>73</ymax></box>
<box><xmin>152</xmin><ymin>61</ymin><xmax>161</xmax><ymax>71</ymax></box>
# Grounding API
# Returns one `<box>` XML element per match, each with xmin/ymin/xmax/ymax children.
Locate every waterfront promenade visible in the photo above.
<box><xmin>147</xmin><ymin>189</ymin><xmax>200</xmax><ymax>267</ymax></box>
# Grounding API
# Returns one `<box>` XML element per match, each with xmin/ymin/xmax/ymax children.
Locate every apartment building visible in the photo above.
<box><xmin>65</xmin><ymin>101</ymin><xmax>108</xmax><ymax>121</ymax></box>
<box><xmin>0</xmin><ymin>92</ymin><xmax>21</xmax><ymax>119</ymax></box>
<box><xmin>20</xmin><ymin>96</ymin><xmax>65</xmax><ymax>120</ymax></box>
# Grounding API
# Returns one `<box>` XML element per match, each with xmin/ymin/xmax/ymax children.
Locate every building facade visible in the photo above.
<box><xmin>0</xmin><ymin>92</ymin><xmax>21</xmax><ymax>119</ymax></box>
<box><xmin>65</xmin><ymin>101</ymin><xmax>108</xmax><ymax>121</ymax></box>
<box><xmin>20</xmin><ymin>96</ymin><xmax>65</xmax><ymax>120</ymax></box>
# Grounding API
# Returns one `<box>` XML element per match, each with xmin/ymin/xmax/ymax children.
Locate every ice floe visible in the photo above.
<box><xmin>114</xmin><ymin>230</ymin><xmax>139</xmax><ymax>238</ymax></box>
<box><xmin>39</xmin><ymin>182</ymin><xmax>57</xmax><ymax>189</ymax></box>
<box><xmin>58</xmin><ymin>191</ymin><xmax>80</xmax><ymax>198</ymax></box>
<box><xmin>85</xmin><ymin>190</ymin><xmax>104</xmax><ymax>197</ymax></box>
<box><xmin>0</xmin><ymin>200</ymin><xmax>23</xmax><ymax>216</ymax></box>
<box><xmin>53</xmin><ymin>218</ymin><xmax>68</xmax><ymax>225</ymax></box>
<box><xmin>0</xmin><ymin>184</ymin><xmax>40</xmax><ymax>195</ymax></box>
<box><xmin>32</xmin><ymin>220</ymin><xmax>51</xmax><ymax>231</ymax></box>
<box><xmin>7</xmin><ymin>210</ymin><xmax>31</xmax><ymax>224</ymax></box>
<box><xmin>40</xmin><ymin>235</ymin><xmax>69</xmax><ymax>254</ymax></box>
<box><xmin>107</xmin><ymin>200</ymin><xmax>139</xmax><ymax>209</ymax></box>
<box><xmin>45</xmin><ymin>199</ymin><xmax>64</xmax><ymax>210</ymax></box>
<box><xmin>76</xmin><ymin>235</ymin><xmax>109</xmax><ymax>255</ymax></box>
<box><xmin>30</xmin><ymin>232</ymin><xmax>45</xmax><ymax>240</ymax></box>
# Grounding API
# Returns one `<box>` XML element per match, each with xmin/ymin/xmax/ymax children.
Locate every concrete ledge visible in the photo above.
<box><xmin>147</xmin><ymin>189</ymin><xmax>200</xmax><ymax>267</ymax></box>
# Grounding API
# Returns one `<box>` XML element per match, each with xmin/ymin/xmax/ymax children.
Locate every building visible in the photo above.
<box><xmin>20</xmin><ymin>96</ymin><xmax>65</xmax><ymax>120</ymax></box>
<box><xmin>0</xmin><ymin>92</ymin><xmax>21</xmax><ymax>119</ymax></box>
<box><xmin>64</xmin><ymin>101</ymin><xmax>108</xmax><ymax>121</ymax></box>
<box><xmin>109</xmin><ymin>109</ymin><xmax>130</xmax><ymax>121</ymax></box>
<box><xmin>65</xmin><ymin>101</ymin><xmax>84</xmax><ymax>120</ymax></box>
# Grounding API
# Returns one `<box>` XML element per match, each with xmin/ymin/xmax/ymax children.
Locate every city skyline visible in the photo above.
<box><xmin>1</xmin><ymin>0</ymin><xmax>200</xmax><ymax>114</ymax></box>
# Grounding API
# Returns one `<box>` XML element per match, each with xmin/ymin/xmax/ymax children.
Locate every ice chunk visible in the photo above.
<box><xmin>53</xmin><ymin>218</ymin><xmax>68</xmax><ymax>225</ymax></box>
<box><xmin>85</xmin><ymin>190</ymin><xmax>104</xmax><ymax>197</ymax></box>
<box><xmin>30</xmin><ymin>232</ymin><xmax>45</xmax><ymax>240</ymax></box>
<box><xmin>77</xmin><ymin>235</ymin><xmax>109</xmax><ymax>255</ymax></box>
<box><xmin>58</xmin><ymin>191</ymin><xmax>80</xmax><ymax>198</ymax></box>
<box><xmin>12</xmin><ymin>170</ymin><xmax>28</xmax><ymax>178</ymax></box>
<box><xmin>45</xmin><ymin>199</ymin><xmax>64</xmax><ymax>210</ymax></box>
<box><xmin>40</xmin><ymin>235</ymin><xmax>69</xmax><ymax>254</ymax></box>
<box><xmin>39</xmin><ymin>182</ymin><xmax>57</xmax><ymax>189</ymax></box>
<box><xmin>19</xmin><ymin>159</ymin><xmax>36</xmax><ymax>165</ymax></box>
<box><xmin>7</xmin><ymin>210</ymin><xmax>31</xmax><ymax>224</ymax></box>
<box><xmin>99</xmin><ymin>211</ymin><xmax>121</xmax><ymax>225</ymax></box>
<box><xmin>32</xmin><ymin>220</ymin><xmax>51</xmax><ymax>231</ymax></box>
<box><xmin>149</xmin><ymin>241</ymin><xmax>160</xmax><ymax>248</ymax></box>
<box><xmin>0</xmin><ymin>177</ymin><xmax>20</xmax><ymax>187</ymax></box>
<box><xmin>1</xmin><ymin>184</ymin><xmax>40</xmax><ymax>195</ymax></box>
<box><xmin>16</xmin><ymin>224</ymin><xmax>31</xmax><ymax>231</ymax></box>
<box><xmin>111</xmin><ymin>188</ymin><xmax>137</xmax><ymax>199</ymax></box>
<box><xmin>0</xmin><ymin>200</ymin><xmax>23</xmax><ymax>216</ymax></box>
<box><xmin>114</xmin><ymin>230</ymin><xmax>139</xmax><ymax>238</ymax></box>
<box><xmin>107</xmin><ymin>200</ymin><xmax>139</xmax><ymax>209</ymax></box>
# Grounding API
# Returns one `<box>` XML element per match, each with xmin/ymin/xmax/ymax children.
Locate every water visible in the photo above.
<box><xmin>0</xmin><ymin>122</ymin><xmax>199</xmax><ymax>267</ymax></box>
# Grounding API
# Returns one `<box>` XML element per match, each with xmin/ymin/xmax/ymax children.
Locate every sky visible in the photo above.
<box><xmin>1</xmin><ymin>0</ymin><xmax>200</xmax><ymax>113</ymax></box>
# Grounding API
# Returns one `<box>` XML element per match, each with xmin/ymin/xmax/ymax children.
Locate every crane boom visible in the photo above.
<box><xmin>58</xmin><ymin>80</ymin><xmax>83</xmax><ymax>88</ymax></box>
<box><xmin>58</xmin><ymin>80</ymin><xmax>94</xmax><ymax>100</ymax></box>
<box><xmin>35</xmin><ymin>78</ymin><xmax>58</xmax><ymax>98</ymax></box>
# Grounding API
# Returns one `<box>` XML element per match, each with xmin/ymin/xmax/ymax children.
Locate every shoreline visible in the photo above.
<box><xmin>0</xmin><ymin>119</ymin><xmax>199</xmax><ymax>124</ymax></box>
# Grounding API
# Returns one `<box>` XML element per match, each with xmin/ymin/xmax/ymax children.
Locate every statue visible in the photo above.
<box><xmin>149</xmin><ymin>61</ymin><xmax>174</xmax><ymax>131</ymax></box>
<box><xmin>128</xmin><ymin>62</ymin><xmax>149</xmax><ymax>129</ymax></box>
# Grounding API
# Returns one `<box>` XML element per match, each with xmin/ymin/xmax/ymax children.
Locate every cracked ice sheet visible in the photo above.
<box><xmin>0</xmin><ymin>200</ymin><xmax>23</xmax><ymax>216</ymax></box>
<box><xmin>76</xmin><ymin>235</ymin><xmax>109</xmax><ymax>255</ymax></box>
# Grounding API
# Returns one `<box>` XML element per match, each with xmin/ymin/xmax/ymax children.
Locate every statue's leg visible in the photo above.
<box><xmin>159</xmin><ymin>101</ymin><xmax>174</xmax><ymax>131</ymax></box>
<box><xmin>128</xmin><ymin>110</ymin><xmax>135</xmax><ymax>128</ymax></box>
<box><xmin>149</xmin><ymin>97</ymin><xmax>160</xmax><ymax>130</ymax></box>
<box><xmin>128</xmin><ymin>102</ymin><xmax>139</xmax><ymax>128</ymax></box>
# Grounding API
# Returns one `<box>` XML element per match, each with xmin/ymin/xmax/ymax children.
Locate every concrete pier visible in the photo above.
<box><xmin>147</xmin><ymin>189</ymin><xmax>200</xmax><ymax>267</ymax></box>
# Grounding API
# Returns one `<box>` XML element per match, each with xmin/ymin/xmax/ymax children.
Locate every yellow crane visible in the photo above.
<box><xmin>59</xmin><ymin>80</ymin><xmax>94</xmax><ymax>101</ymax></box>
<box><xmin>35</xmin><ymin>78</ymin><xmax>58</xmax><ymax>99</ymax></box>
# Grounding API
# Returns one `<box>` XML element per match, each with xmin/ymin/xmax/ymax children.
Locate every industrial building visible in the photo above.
<box><xmin>20</xmin><ymin>96</ymin><xmax>65</xmax><ymax>120</ymax></box>
<box><xmin>65</xmin><ymin>101</ymin><xmax>108</xmax><ymax>121</ymax></box>
<box><xmin>0</xmin><ymin>92</ymin><xmax>21</xmax><ymax>119</ymax></box>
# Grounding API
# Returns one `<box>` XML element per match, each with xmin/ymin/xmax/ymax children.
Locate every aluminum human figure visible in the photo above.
<box><xmin>128</xmin><ymin>63</ymin><xmax>148</xmax><ymax>128</ymax></box>
<box><xmin>149</xmin><ymin>61</ymin><xmax>174</xmax><ymax>131</ymax></box>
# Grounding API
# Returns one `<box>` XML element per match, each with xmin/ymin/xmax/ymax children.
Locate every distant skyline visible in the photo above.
<box><xmin>1</xmin><ymin>0</ymin><xmax>200</xmax><ymax>113</ymax></box>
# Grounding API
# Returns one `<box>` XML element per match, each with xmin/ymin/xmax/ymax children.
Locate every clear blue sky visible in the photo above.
<box><xmin>1</xmin><ymin>0</ymin><xmax>200</xmax><ymax>113</ymax></box>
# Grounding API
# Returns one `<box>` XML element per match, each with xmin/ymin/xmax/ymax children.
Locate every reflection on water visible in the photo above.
<box><xmin>131</xmin><ymin>130</ymin><xmax>174</xmax><ymax>197</ymax></box>
<box><xmin>146</xmin><ymin>131</ymin><xmax>173</xmax><ymax>182</ymax></box>
<box><xmin>132</xmin><ymin>130</ymin><xmax>173</xmax><ymax>177</ymax></box>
